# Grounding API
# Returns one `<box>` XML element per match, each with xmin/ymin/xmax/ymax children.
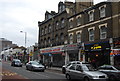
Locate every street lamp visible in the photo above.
<box><xmin>20</xmin><ymin>31</ymin><xmax>27</xmax><ymax>47</ymax></box>
<box><xmin>20</xmin><ymin>31</ymin><xmax>27</xmax><ymax>63</ymax></box>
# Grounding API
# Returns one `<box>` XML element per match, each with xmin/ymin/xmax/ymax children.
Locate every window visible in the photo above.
<box><xmin>100</xmin><ymin>26</ymin><xmax>107</xmax><ymax>39</ymax></box>
<box><xmin>77</xmin><ymin>17</ymin><xmax>81</xmax><ymax>26</ymax></box>
<box><xmin>76</xmin><ymin>65</ymin><xmax>82</xmax><ymax>71</ymax></box>
<box><xmin>89</xmin><ymin>28</ymin><xmax>94</xmax><ymax>41</ymax></box>
<box><xmin>69</xmin><ymin>65</ymin><xmax>76</xmax><ymax>70</ymax></box>
<box><xmin>44</xmin><ymin>39</ymin><xmax>47</xmax><ymax>46</ymax></box>
<box><xmin>69</xmin><ymin>34</ymin><xmax>73</xmax><ymax>44</ymax></box>
<box><xmin>69</xmin><ymin>20</ymin><xmax>73</xmax><ymax>28</ymax></box>
<box><xmin>56</xmin><ymin>21</ymin><xmax>59</xmax><ymax>29</ymax></box>
<box><xmin>99</xmin><ymin>5</ymin><xmax>106</xmax><ymax>18</ymax></box>
<box><xmin>45</xmin><ymin>27</ymin><xmax>47</xmax><ymax>34</ymax></box>
<box><xmin>77</xmin><ymin>32</ymin><xmax>81</xmax><ymax>43</ymax></box>
<box><xmin>55</xmin><ymin>35</ymin><xmax>58</xmax><ymax>41</ymax></box>
<box><xmin>61</xmin><ymin>33</ymin><xmax>64</xmax><ymax>40</ymax></box>
<box><xmin>89</xmin><ymin>10</ymin><xmax>94</xmax><ymax>22</ymax></box>
<box><xmin>48</xmin><ymin>37</ymin><xmax>51</xmax><ymax>44</ymax></box>
<box><xmin>41</xmin><ymin>28</ymin><xmax>44</xmax><ymax>35</ymax></box>
<box><xmin>61</xmin><ymin>18</ymin><xmax>65</xmax><ymax>28</ymax></box>
<box><xmin>48</xmin><ymin>24</ymin><xmax>52</xmax><ymax>33</ymax></box>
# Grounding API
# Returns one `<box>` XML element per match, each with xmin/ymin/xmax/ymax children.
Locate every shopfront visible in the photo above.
<box><xmin>85</xmin><ymin>41</ymin><xmax>111</xmax><ymax>68</ymax></box>
<box><xmin>111</xmin><ymin>37</ymin><xmax>120</xmax><ymax>66</ymax></box>
<box><xmin>65</xmin><ymin>43</ymin><xmax>80</xmax><ymax>62</ymax></box>
<box><xmin>40</xmin><ymin>46</ymin><xmax>64</xmax><ymax>67</ymax></box>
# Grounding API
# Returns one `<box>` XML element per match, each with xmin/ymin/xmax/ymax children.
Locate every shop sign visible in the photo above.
<box><xmin>85</xmin><ymin>41</ymin><xmax>110</xmax><ymax>51</ymax></box>
<box><xmin>110</xmin><ymin>49</ymin><xmax>120</xmax><ymax>56</ymax></box>
<box><xmin>91</xmin><ymin>44</ymin><xmax>102</xmax><ymax>50</ymax></box>
<box><xmin>40</xmin><ymin>47</ymin><xmax>63</xmax><ymax>54</ymax></box>
<box><xmin>65</xmin><ymin>43</ymin><xmax>79</xmax><ymax>50</ymax></box>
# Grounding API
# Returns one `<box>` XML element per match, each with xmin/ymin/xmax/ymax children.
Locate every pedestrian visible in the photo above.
<box><xmin>49</xmin><ymin>61</ymin><xmax>52</xmax><ymax>68</ymax></box>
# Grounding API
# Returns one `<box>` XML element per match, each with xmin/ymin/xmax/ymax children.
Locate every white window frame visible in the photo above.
<box><xmin>88</xmin><ymin>27</ymin><xmax>95</xmax><ymax>41</ymax></box>
<box><xmin>76</xmin><ymin>30</ymin><xmax>82</xmax><ymax>43</ymax></box>
<box><xmin>88</xmin><ymin>10</ymin><xmax>94</xmax><ymax>22</ymax></box>
<box><xmin>41</xmin><ymin>29</ymin><xmax>44</xmax><ymax>35</ymax></box>
<box><xmin>99</xmin><ymin>23</ymin><xmax>107</xmax><ymax>39</ymax></box>
<box><xmin>69</xmin><ymin>33</ymin><xmax>73</xmax><ymax>44</ymax></box>
<box><xmin>48</xmin><ymin>25</ymin><xmax>51</xmax><ymax>33</ymax></box>
<box><xmin>69</xmin><ymin>18</ymin><xmax>74</xmax><ymax>28</ymax></box>
<box><xmin>99</xmin><ymin>5</ymin><xmax>106</xmax><ymax>18</ymax></box>
<box><xmin>61</xmin><ymin>18</ymin><xmax>65</xmax><ymax>28</ymax></box>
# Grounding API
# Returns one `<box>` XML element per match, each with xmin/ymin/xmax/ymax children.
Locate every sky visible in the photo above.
<box><xmin>0</xmin><ymin>0</ymin><xmax>107</xmax><ymax>47</ymax></box>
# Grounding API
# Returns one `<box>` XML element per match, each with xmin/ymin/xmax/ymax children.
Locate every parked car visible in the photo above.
<box><xmin>65</xmin><ymin>63</ymin><xmax>108</xmax><ymax>81</ymax></box>
<box><xmin>62</xmin><ymin>61</ymin><xmax>82</xmax><ymax>74</ymax></box>
<box><xmin>11</xmin><ymin>59</ymin><xmax>22</xmax><ymax>67</ymax></box>
<box><xmin>98</xmin><ymin>65</ymin><xmax>120</xmax><ymax>81</ymax></box>
<box><xmin>26</xmin><ymin>61</ymin><xmax>45</xmax><ymax>72</ymax></box>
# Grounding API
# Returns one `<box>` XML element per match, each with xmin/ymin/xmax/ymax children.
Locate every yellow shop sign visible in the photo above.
<box><xmin>91</xmin><ymin>44</ymin><xmax>102</xmax><ymax>50</ymax></box>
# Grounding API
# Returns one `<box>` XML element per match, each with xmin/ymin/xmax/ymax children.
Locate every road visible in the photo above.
<box><xmin>1</xmin><ymin>61</ymin><xmax>67</xmax><ymax>81</ymax></box>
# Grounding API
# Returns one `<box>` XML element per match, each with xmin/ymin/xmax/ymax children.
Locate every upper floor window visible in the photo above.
<box><xmin>45</xmin><ymin>27</ymin><xmax>47</xmax><ymax>34</ymax></box>
<box><xmin>76</xmin><ymin>32</ymin><xmax>81</xmax><ymax>43</ymax></box>
<box><xmin>44</xmin><ymin>39</ymin><xmax>47</xmax><ymax>46</ymax></box>
<box><xmin>69</xmin><ymin>19</ymin><xmax>73</xmax><ymax>28</ymax></box>
<box><xmin>99</xmin><ymin>5</ymin><xmax>106</xmax><ymax>18</ymax></box>
<box><xmin>88</xmin><ymin>10</ymin><xmax>94</xmax><ymax>22</ymax></box>
<box><xmin>48</xmin><ymin>24</ymin><xmax>52</xmax><ymax>33</ymax></box>
<box><xmin>77</xmin><ymin>16</ymin><xmax>81</xmax><ymax>26</ymax></box>
<box><xmin>61</xmin><ymin>18</ymin><xmax>65</xmax><ymax>28</ymax></box>
<box><xmin>55</xmin><ymin>35</ymin><xmax>58</xmax><ymax>41</ymax></box>
<box><xmin>48</xmin><ymin>37</ymin><xmax>51</xmax><ymax>44</ymax></box>
<box><xmin>99</xmin><ymin>24</ymin><xmax>107</xmax><ymax>39</ymax></box>
<box><xmin>41</xmin><ymin>28</ymin><xmax>44</xmax><ymax>35</ymax></box>
<box><xmin>69</xmin><ymin>33</ymin><xmax>73</xmax><ymax>44</ymax></box>
<box><xmin>88</xmin><ymin>27</ymin><xmax>95</xmax><ymax>41</ymax></box>
<box><xmin>56</xmin><ymin>21</ymin><xmax>59</xmax><ymax>30</ymax></box>
<box><xmin>60</xmin><ymin>33</ymin><xmax>64</xmax><ymax>40</ymax></box>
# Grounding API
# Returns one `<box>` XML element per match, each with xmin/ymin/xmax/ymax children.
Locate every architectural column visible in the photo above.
<box><xmin>65</xmin><ymin>51</ymin><xmax>69</xmax><ymax>65</ymax></box>
<box><xmin>78</xmin><ymin>49</ymin><xmax>81</xmax><ymax>61</ymax></box>
<box><xmin>43</xmin><ymin>55</ymin><xmax>45</xmax><ymax>63</ymax></box>
<box><xmin>51</xmin><ymin>55</ymin><xmax>53</xmax><ymax>62</ymax></box>
<box><xmin>109</xmin><ymin>38</ymin><xmax>114</xmax><ymax>65</ymax></box>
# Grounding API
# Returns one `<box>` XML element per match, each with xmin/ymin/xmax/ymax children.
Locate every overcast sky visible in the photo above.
<box><xmin>0</xmin><ymin>0</ymin><xmax>107</xmax><ymax>47</ymax></box>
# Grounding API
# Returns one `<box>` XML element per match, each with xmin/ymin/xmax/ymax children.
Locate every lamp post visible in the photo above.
<box><xmin>20</xmin><ymin>31</ymin><xmax>27</xmax><ymax>63</ymax></box>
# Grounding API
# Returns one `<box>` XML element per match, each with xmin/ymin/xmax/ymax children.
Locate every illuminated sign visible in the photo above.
<box><xmin>91</xmin><ymin>44</ymin><xmax>102</xmax><ymax>50</ymax></box>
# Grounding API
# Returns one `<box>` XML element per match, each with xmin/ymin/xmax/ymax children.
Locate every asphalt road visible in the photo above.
<box><xmin>2</xmin><ymin>61</ymin><xmax>67</xmax><ymax>81</ymax></box>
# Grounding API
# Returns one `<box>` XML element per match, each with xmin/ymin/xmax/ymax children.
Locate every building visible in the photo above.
<box><xmin>38</xmin><ymin>1</ymin><xmax>93</xmax><ymax>67</ymax></box>
<box><xmin>67</xmin><ymin>1</ymin><xmax>120</xmax><ymax>67</ymax></box>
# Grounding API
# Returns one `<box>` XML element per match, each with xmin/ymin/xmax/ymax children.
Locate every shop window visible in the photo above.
<box><xmin>100</xmin><ymin>26</ymin><xmax>107</xmax><ymax>39</ymax></box>
<box><xmin>89</xmin><ymin>29</ymin><xmax>94</xmax><ymax>41</ymax></box>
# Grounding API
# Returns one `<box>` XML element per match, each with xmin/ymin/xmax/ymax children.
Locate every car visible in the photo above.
<box><xmin>65</xmin><ymin>63</ymin><xmax>108</xmax><ymax>81</ymax></box>
<box><xmin>97</xmin><ymin>65</ymin><xmax>120</xmax><ymax>81</ymax></box>
<box><xmin>11</xmin><ymin>59</ymin><xmax>22</xmax><ymax>67</ymax></box>
<box><xmin>62</xmin><ymin>61</ymin><xmax>82</xmax><ymax>74</ymax></box>
<box><xmin>26</xmin><ymin>61</ymin><xmax>45</xmax><ymax>72</ymax></box>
